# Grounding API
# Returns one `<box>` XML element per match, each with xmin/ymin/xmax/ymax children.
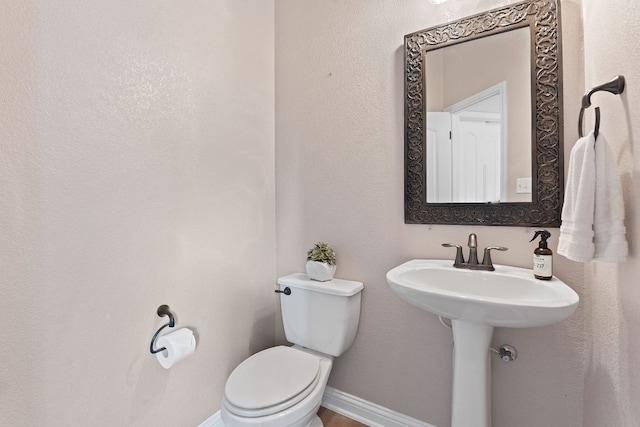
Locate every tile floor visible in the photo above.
<box><xmin>317</xmin><ymin>407</ymin><xmax>369</xmax><ymax>427</ymax></box>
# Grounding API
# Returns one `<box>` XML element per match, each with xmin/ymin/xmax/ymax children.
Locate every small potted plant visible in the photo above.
<box><xmin>306</xmin><ymin>242</ymin><xmax>337</xmax><ymax>282</ymax></box>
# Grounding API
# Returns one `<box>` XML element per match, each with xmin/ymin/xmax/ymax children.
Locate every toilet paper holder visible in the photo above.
<box><xmin>150</xmin><ymin>304</ymin><xmax>176</xmax><ymax>354</ymax></box>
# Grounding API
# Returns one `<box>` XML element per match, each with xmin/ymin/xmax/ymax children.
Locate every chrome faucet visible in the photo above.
<box><xmin>442</xmin><ymin>233</ymin><xmax>508</xmax><ymax>271</ymax></box>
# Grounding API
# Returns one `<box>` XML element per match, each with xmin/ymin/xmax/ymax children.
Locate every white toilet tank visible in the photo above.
<box><xmin>277</xmin><ymin>273</ymin><xmax>364</xmax><ymax>357</ymax></box>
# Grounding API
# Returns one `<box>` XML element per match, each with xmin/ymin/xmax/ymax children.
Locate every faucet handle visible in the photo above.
<box><xmin>442</xmin><ymin>243</ymin><xmax>465</xmax><ymax>267</ymax></box>
<box><xmin>481</xmin><ymin>246</ymin><xmax>509</xmax><ymax>270</ymax></box>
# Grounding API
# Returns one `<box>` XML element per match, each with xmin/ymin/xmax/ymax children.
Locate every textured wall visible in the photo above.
<box><xmin>0</xmin><ymin>1</ymin><xmax>275</xmax><ymax>425</ymax></box>
<box><xmin>275</xmin><ymin>1</ymin><xmax>585</xmax><ymax>426</ymax></box>
<box><xmin>581</xmin><ymin>0</ymin><xmax>640</xmax><ymax>425</ymax></box>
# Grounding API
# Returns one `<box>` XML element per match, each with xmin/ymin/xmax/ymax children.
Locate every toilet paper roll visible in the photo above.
<box><xmin>154</xmin><ymin>328</ymin><xmax>196</xmax><ymax>369</ymax></box>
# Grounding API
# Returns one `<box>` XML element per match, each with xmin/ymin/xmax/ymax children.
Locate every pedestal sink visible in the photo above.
<box><xmin>386</xmin><ymin>259</ymin><xmax>579</xmax><ymax>427</ymax></box>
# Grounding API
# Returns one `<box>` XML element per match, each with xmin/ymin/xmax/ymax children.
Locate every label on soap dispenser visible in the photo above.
<box><xmin>533</xmin><ymin>254</ymin><xmax>552</xmax><ymax>278</ymax></box>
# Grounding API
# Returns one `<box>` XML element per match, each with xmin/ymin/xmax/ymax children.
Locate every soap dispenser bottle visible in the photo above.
<box><xmin>530</xmin><ymin>230</ymin><xmax>553</xmax><ymax>280</ymax></box>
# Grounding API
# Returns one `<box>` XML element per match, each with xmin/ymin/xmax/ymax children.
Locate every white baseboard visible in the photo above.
<box><xmin>198</xmin><ymin>387</ymin><xmax>436</xmax><ymax>427</ymax></box>
<box><xmin>198</xmin><ymin>411</ymin><xmax>222</xmax><ymax>427</ymax></box>
<box><xmin>321</xmin><ymin>386</ymin><xmax>436</xmax><ymax>427</ymax></box>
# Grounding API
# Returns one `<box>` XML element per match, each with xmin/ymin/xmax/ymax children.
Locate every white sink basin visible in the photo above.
<box><xmin>387</xmin><ymin>258</ymin><xmax>579</xmax><ymax>427</ymax></box>
<box><xmin>386</xmin><ymin>259</ymin><xmax>579</xmax><ymax>328</ymax></box>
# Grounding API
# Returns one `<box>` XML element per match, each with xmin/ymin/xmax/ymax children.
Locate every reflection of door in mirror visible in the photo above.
<box><xmin>426</xmin><ymin>112</ymin><xmax>452</xmax><ymax>202</ymax></box>
<box><xmin>427</xmin><ymin>83</ymin><xmax>505</xmax><ymax>203</ymax></box>
<box><xmin>425</xmin><ymin>27</ymin><xmax>532</xmax><ymax>203</ymax></box>
<box><xmin>452</xmin><ymin>111</ymin><xmax>501</xmax><ymax>203</ymax></box>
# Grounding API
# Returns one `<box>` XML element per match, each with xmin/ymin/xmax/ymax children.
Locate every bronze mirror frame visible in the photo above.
<box><xmin>404</xmin><ymin>0</ymin><xmax>563</xmax><ymax>226</ymax></box>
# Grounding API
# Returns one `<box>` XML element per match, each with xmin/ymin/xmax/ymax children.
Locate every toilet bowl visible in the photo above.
<box><xmin>220</xmin><ymin>273</ymin><xmax>364</xmax><ymax>427</ymax></box>
<box><xmin>221</xmin><ymin>346</ymin><xmax>332</xmax><ymax>427</ymax></box>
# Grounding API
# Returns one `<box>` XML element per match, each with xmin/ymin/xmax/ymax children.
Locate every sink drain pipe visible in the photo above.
<box><xmin>438</xmin><ymin>316</ymin><xmax>517</xmax><ymax>362</ymax></box>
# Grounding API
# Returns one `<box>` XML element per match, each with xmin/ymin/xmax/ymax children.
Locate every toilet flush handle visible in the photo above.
<box><xmin>275</xmin><ymin>287</ymin><xmax>291</xmax><ymax>295</ymax></box>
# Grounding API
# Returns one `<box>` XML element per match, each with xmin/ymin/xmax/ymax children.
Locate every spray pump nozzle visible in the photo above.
<box><xmin>530</xmin><ymin>230</ymin><xmax>551</xmax><ymax>249</ymax></box>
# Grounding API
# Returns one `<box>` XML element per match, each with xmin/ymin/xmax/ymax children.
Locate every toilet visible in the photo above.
<box><xmin>221</xmin><ymin>273</ymin><xmax>364</xmax><ymax>427</ymax></box>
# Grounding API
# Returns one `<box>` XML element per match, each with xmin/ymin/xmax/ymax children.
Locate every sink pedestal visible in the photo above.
<box><xmin>386</xmin><ymin>259</ymin><xmax>580</xmax><ymax>427</ymax></box>
<box><xmin>451</xmin><ymin>320</ymin><xmax>493</xmax><ymax>427</ymax></box>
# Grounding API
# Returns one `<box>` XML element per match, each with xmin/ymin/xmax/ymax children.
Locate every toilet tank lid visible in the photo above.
<box><xmin>277</xmin><ymin>273</ymin><xmax>364</xmax><ymax>296</ymax></box>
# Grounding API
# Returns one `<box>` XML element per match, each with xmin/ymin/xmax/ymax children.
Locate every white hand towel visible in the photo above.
<box><xmin>593</xmin><ymin>132</ymin><xmax>628</xmax><ymax>262</ymax></box>
<box><xmin>558</xmin><ymin>132</ymin><xmax>596</xmax><ymax>262</ymax></box>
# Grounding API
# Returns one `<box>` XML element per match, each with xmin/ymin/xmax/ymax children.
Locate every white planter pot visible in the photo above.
<box><xmin>306</xmin><ymin>261</ymin><xmax>337</xmax><ymax>282</ymax></box>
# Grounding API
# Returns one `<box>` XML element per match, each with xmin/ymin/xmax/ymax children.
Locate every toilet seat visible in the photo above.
<box><xmin>224</xmin><ymin>346</ymin><xmax>321</xmax><ymax>418</ymax></box>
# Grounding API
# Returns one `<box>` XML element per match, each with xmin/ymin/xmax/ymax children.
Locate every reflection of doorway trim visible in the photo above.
<box><xmin>445</xmin><ymin>82</ymin><xmax>507</xmax><ymax>200</ymax></box>
<box><xmin>444</xmin><ymin>82</ymin><xmax>507</xmax><ymax>116</ymax></box>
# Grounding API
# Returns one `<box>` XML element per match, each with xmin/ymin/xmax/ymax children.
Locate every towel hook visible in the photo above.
<box><xmin>578</xmin><ymin>75</ymin><xmax>625</xmax><ymax>138</ymax></box>
<box><xmin>150</xmin><ymin>305</ymin><xmax>176</xmax><ymax>354</ymax></box>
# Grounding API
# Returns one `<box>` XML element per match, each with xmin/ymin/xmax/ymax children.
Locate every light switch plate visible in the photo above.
<box><xmin>516</xmin><ymin>177</ymin><xmax>532</xmax><ymax>194</ymax></box>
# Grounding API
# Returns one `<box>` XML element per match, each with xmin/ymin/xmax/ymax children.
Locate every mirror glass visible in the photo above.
<box><xmin>404</xmin><ymin>0</ymin><xmax>563</xmax><ymax>226</ymax></box>
<box><xmin>425</xmin><ymin>28</ymin><xmax>531</xmax><ymax>203</ymax></box>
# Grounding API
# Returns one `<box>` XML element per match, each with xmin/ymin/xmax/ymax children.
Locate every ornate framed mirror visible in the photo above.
<box><xmin>404</xmin><ymin>0</ymin><xmax>563</xmax><ymax>226</ymax></box>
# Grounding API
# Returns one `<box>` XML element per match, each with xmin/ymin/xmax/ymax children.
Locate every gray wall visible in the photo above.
<box><xmin>582</xmin><ymin>0</ymin><xmax>640</xmax><ymax>424</ymax></box>
<box><xmin>275</xmin><ymin>1</ymin><xmax>586</xmax><ymax>426</ymax></box>
<box><xmin>0</xmin><ymin>1</ymin><xmax>275</xmax><ymax>425</ymax></box>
